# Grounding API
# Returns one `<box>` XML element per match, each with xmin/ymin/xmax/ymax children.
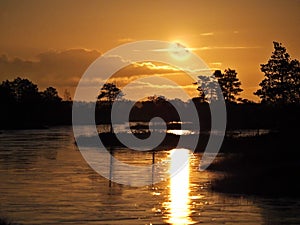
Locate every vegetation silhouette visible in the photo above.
<box><xmin>208</xmin><ymin>41</ymin><xmax>300</xmax><ymax>197</ymax></box>
<box><xmin>0</xmin><ymin>77</ymin><xmax>72</xmax><ymax>129</ymax></box>
<box><xmin>255</xmin><ymin>41</ymin><xmax>300</xmax><ymax>104</ymax></box>
<box><xmin>196</xmin><ymin>68</ymin><xmax>243</xmax><ymax>103</ymax></box>
<box><xmin>214</xmin><ymin>69</ymin><xmax>243</xmax><ymax>103</ymax></box>
<box><xmin>209</xmin><ymin>130</ymin><xmax>300</xmax><ymax>197</ymax></box>
<box><xmin>97</xmin><ymin>83</ymin><xmax>124</xmax><ymax>103</ymax></box>
<box><xmin>96</xmin><ymin>83</ymin><xmax>124</xmax><ymax>132</ymax></box>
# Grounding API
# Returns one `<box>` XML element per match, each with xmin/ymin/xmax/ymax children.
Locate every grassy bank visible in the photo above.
<box><xmin>209</xmin><ymin>130</ymin><xmax>300</xmax><ymax>197</ymax></box>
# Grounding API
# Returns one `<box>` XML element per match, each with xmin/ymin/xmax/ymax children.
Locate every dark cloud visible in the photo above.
<box><xmin>0</xmin><ymin>49</ymin><xmax>182</xmax><ymax>98</ymax></box>
<box><xmin>0</xmin><ymin>49</ymin><xmax>101</xmax><ymax>95</ymax></box>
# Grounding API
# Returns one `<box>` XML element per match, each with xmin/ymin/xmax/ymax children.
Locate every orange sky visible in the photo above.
<box><xmin>0</xmin><ymin>0</ymin><xmax>300</xmax><ymax>101</ymax></box>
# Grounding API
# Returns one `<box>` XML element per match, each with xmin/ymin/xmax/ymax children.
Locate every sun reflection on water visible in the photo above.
<box><xmin>167</xmin><ymin>129</ymin><xmax>194</xmax><ymax>136</ymax></box>
<box><xmin>166</xmin><ymin>149</ymin><xmax>194</xmax><ymax>225</ymax></box>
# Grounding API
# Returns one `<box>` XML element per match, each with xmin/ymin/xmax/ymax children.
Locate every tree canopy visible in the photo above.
<box><xmin>254</xmin><ymin>41</ymin><xmax>300</xmax><ymax>104</ymax></box>
<box><xmin>97</xmin><ymin>83</ymin><xmax>124</xmax><ymax>103</ymax></box>
<box><xmin>0</xmin><ymin>77</ymin><xmax>62</xmax><ymax>105</ymax></box>
<box><xmin>196</xmin><ymin>69</ymin><xmax>243</xmax><ymax>103</ymax></box>
<box><xmin>41</xmin><ymin>87</ymin><xmax>62</xmax><ymax>103</ymax></box>
<box><xmin>215</xmin><ymin>69</ymin><xmax>243</xmax><ymax>103</ymax></box>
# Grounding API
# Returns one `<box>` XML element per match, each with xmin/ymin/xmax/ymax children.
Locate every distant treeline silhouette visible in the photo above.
<box><xmin>1</xmin><ymin>78</ymin><xmax>299</xmax><ymax>130</ymax></box>
<box><xmin>0</xmin><ymin>77</ymin><xmax>72</xmax><ymax>129</ymax></box>
<box><xmin>0</xmin><ymin>41</ymin><xmax>299</xmax><ymax>130</ymax></box>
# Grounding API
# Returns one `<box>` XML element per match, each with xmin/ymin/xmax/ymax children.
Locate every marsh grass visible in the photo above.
<box><xmin>209</xmin><ymin>130</ymin><xmax>300</xmax><ymax>197</ymax></box>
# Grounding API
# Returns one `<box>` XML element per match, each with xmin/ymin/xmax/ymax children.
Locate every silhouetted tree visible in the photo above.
<box><xmin>0</xmin><ymin>77</ymin><xmax>40</xmax><ymax>104</ymax></box>
<box><xmin>214</xmin><ymin>69</ymin><xmax>243</xmax><ymax>103</ymax></box>
<box><xmin>96</xmin><ymin>83</ymin><xmax>124</xmax><ymax>132</ymax></box>
<box><xmin>254</xmin><ymin>41</ymin><xmax>300</xmax><ymax>104</ymax></box>
<box><xmin>97</xmin><ymin>83</ymin><xmax>124</xmax><ymax>103</ymax></box>
<box><xmin>41</xmin><ymin>87</ymin><xmax>62</xmax><ymax>104</ymax></box>
<box><xmin>196</xmin><ymin>69</ymin><xmax>242</xmax><ymax>103</ymax></box>
<box><xmin>196</xmin><ymin>75</ymin><xmax>221</xmax><ymax>102</ymax></box>
<box><xmin>0</xmin><ymin>81</ymin><xmax>16</xmax><ymax>104</ymax></box>
<box><xmin>0</xmin><ymin>77</ymin><xmax>68</xmax><ymax>129</ymax></box>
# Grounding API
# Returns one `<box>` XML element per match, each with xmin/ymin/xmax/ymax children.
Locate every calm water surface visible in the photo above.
<box><xmin>0</xmin><ymin>127</ymin><xmax>299</xmax><ymax>225</ymax></box>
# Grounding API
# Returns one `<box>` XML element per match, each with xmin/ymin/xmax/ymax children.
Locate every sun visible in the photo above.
<box><xmin>168</xmin><ymin>42</ymin><xmax>191</xmax><ymax>61</ymax></box>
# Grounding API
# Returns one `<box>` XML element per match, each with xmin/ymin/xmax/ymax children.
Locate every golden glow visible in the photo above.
<box><xmin>133</xmin><ymin>62</ymin><xmax>180</xmax><ymax>72</ymax></box>
<box><xmin>105</xmin><ymin>62</ymin><xmax>200</xmax><ymax>101</ymax></box>
<box><xmin>169</xmin><ymin>42</ymin><xmax>191</xmax><ymax>61</ymax></box>
<box><xmin>166</xmin><ymin>149</ymin><xmax>193</xmax><ymax>225</ymax></box>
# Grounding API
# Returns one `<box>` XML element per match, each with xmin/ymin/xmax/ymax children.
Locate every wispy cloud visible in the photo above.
<box><xmin>209</xmin><ymin>62</ymin><xmax>222</xmax><ymax>66</ymax></box>
<box><xmin>121</xmin><ymin>79</ymin><xmax>199</xmax><ymax>101</ymax></box>
<box><xmin>117</xmin><ymin>38</ymin><xmax>135</xmax><ymax>43</ymax></box>
<box><xmin>133</xmin><ymin>62</ymin><xmax>179</xmax><ymax>72</ymax></box>
<box><xmin>146</xmin><ymin>45</ymin><xmax>260</xmax><ymax>53</ymax></box>
<box><xmin>129</xmin><ymin>80</ymin><xmax>182</xmax><ymax>90</ymax></box>
<box><xmin>193</xmin><ymin>46</ymin><xmax>261</xmax><ymax>51</ymax></box>
<box><xmin>209</xmin><ymin>62</ymin><xmax>223</xmax><ymax>71</ymax></box>
<box><xmin>136</xmin><ymin>82</ymin><xmax>196</xmax><ymax>91</ymax></box>
<box><xmin>200</xmin><ymin>32</ymin><xmax>214</xmax><ymax>36</ymax></box>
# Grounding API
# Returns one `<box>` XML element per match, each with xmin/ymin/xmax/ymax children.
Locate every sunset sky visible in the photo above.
<box><xmin>0</xmin><ymin>0</ymin><xmax>299</xmax><ymax>101</ymax></box>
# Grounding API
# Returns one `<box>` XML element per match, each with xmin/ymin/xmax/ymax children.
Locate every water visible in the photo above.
<box><xmin>0</xmin><ymin>127</ymin><xmax>299</xmax><ymax>225</ymax></box>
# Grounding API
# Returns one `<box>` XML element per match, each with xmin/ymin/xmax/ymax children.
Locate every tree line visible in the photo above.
<box><xmin>0</xmin><ymin>77</ymin><xmax>62</xmax><ymax>105</ymax></box>
<box><xmin>0</xmin><ymin>78</ymin><xmax>71</xmax><ymax>129</ymax></box>
<box><xmin>0</xmin><ymin>41</ymin><xmax>299</xmax><ymax>129</ymax></box>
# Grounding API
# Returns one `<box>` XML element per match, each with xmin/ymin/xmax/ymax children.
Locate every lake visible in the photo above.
<box><xmin>0</xmin><ymin>126</ymin><xmax>299</xmax><ymax>225</ymax></box>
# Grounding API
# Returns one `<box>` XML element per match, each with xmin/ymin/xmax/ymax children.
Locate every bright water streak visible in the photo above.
<box><xmin>167</xmin><ymin>149</ymin><xmax>193</xmax><ymax>225</ymax></box>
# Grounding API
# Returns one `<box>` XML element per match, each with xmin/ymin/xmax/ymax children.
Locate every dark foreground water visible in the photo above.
<box><xmin>0</xmin><ymin>127</ymin><xmax>299</xmax><ymax>225</ymax></box>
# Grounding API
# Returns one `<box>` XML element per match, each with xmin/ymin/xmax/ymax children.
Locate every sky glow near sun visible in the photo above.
<box><xmin>73</xmin><ymin>40</ymin><xmax>213</xmax><ymax>102</ymax></box>
<box><xmin>168</xmin><ymin>42</ymin><xmax>192</xmax><ymax>61</ymax></box>
<box><xmin>111</xmin><ymin>43</ymin><xmax>199</xmax><ymax>101</ymax></box>
<box><xmin>0</xmin><ymin>0</ymin><xmax>299</xmax><ymax>101</ymax></box>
